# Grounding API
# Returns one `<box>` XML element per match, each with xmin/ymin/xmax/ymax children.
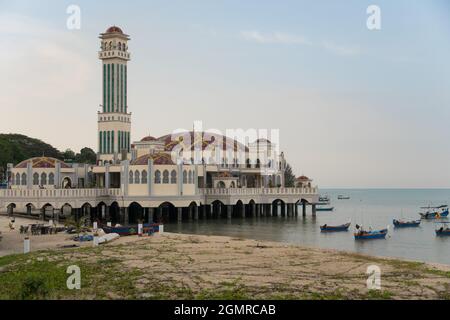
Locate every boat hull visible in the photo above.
<box><xmin>320</xmin><ymin>223</ymin><xmax>350</xmax><ymax>232</ymax></box>
<box><xmin>316</xmin><ymin>207</ymin><xmax>334</xmax><ymax>212</ymax></box>
<box><xmin>354</xmin><ymin>229</ymin><xmax>388</xmax><ymax>240</ymax></box>
<box><xmin>393</xmin><ymin>219</ymin><xmax>421</xmax><ymax>228</ymax></box>
<box><xmin>436</xmin><ymin>230</ymin><xmax>450</xmax><ymax>237</ymax></box>
<box><xmin>420</xmin><ymin>209</ymin><xmax>449</xmax><ymax>220</ymax></box>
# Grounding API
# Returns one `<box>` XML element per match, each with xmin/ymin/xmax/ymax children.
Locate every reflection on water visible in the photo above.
<box><xmin>166</xmin><ymin>189</ymin><xmax>450</xmax><ymax>265</ymax></box>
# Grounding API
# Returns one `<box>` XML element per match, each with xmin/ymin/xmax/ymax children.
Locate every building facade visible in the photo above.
<box><xmin>2</xmin><ymin>26</ymin><xmax>318</xmax><ymax>224</ymax></box>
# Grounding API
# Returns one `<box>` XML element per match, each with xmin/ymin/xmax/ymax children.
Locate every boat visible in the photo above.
<box><xmin>316</xmin><ymin>206</ymin><xmax>334</xmax><ymax>212</ymax></box>
<box><xmin>393</xmin><ymin>219</ymin><xmax>421</xmax><ymax>228</ymax></box>
<box><xmin>102</xmin><ymin>223</ymin><xmax>161</xmax><ymax>236</ymax></box>
<box><xmin>354</xmin><ymin>225</ymin><xmax>388</xmax><ymax>240</ymax></box>
<box><xmin>319</xmin><ymin>195</ymin><xmax>330</xmax><ymax>202</ymax></box>
<box><xmin>320</xmin><ymin>222</ymin><xmax>350</xmax><ymax>232</ymax></box>
<box><xmin>435</xmin><ymin>222</ymin><xmax>450</xmax><ymax>237</ymax></box>
<box><xmin>338</xmin><ymin>195</ymin><xmax>350</xmax><ymax>200</ymax></box>
<box><xmin>419</xmin><ymin>205</ymin><xmax>449</xmax><ymax>220</ymax></box>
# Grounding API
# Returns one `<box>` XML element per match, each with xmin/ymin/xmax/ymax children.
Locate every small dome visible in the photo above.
<box><xmin>15</xmin><ymin>157</ymin><xmax>70</xmax><ymax>169</ymax></box>
<box><xmin>297</xmin><ymin>175</ymin><xmax>310</xmax><ymax>181</ymax></box>
<box><xmin>141</xmin><ymin>136</ymin><xmax>157</xmax><ymax>142</ymax></box>
<box><xmin>256</xmin><ymin>138</ymin><xmax>271</xmax><ymax>143</ymax></box>
<box><xmin>106</xmin><ymin>26</ymin><xmax>124</xmax><ymax>34</ymax></box>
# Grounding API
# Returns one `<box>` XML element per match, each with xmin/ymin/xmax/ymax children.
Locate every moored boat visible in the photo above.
<box><xmin>338</xmin><ymin>195</ymin><xmax>350</xmax><ymax>200</ymax></box>
<box><xmin>419</xmin><ymin>205</ymin><xmax>449</xmax><ymax>220</ymax></box>
<box><xmin>319</xmin><ymin>195</ymin><xmax>330</xmax><ymax>202</ymax></box>
<box><xmin>316</xmin><ymin>206</ymin><xmax>334</xmax><ymax>212</ymax></box>
<box><xmin>393</xmin><ymin>219</ymin><xmax>421</xmax><ymax>228</ymax></box>
<box><xmin>102</xmin><ymin>223</ymin><xmax>161</xmax><ymax>236</ymax></box>
<box><xmin>354</xmin><ymin>225</ymin><xmax>388</xmax><ymax>240</ymax></box>
<box><xmin>435</xmin><ymin>222</ymin><xmax>450</xmax><ymax>237</ymax></box>
<box><xmin>320</xmin><ymin>222</ymin><xmax>350</xmax><ymax>232</ymax></box>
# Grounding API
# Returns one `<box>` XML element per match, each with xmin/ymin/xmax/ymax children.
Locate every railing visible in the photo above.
<box><xmin>0</xmin><ymin>188</ymin><xmax>122</xmax><ymax>199</ymax></box>
<box><xmin>200</xmin><ymin>187</ymin><xmax>318</xmax><ymax>196</ymax></box>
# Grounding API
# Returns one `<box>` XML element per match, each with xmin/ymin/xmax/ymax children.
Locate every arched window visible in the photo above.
<box><xmin>183</xmin><ymin>170</ymin><xmax>187</xmax><ymax>184</ymax></box>
<box><xmin>162</xmin><ymin>170</ymin><xmax>169</xmax><ymax>184</ymax></box>
<box><xmin>48</xmin><ymin>173</ymin><xmax>54</xmax><ymax>185</ymax></box>
<box><xmin>129</xmin><ymin>170</ymin><xmax>133</xmax><ymax>184</ymax></box>
<box><xmin>134</xmin><ymin>170</ymin><xmax>140</xmax><ymax>184</ymax></box>
<box><xmin>118</xmin><ymin>42</ymin><xmax>122</xmax><ymax>50</ymax></box>
<box><xmin>41</xmin><ymin>173</ymin><xmax>47</xmax><ymax>185</ymax></box>
<box><xmin>141</xmin><ymin>170</ymin><xmax>148</xmax><ymax>184</ymax></box>
<box><xmin>16</xmin><ymin>173</ymin><xmax>20</xmax><ymax>186</ymax></box>
<box><xmin>21</xmin><ymin>173</ymin><xmax>27</xmax><ymax>186</ymax></box>
<box><xmin>188</xmin><ymin>170</ymin><xmax>193</xmax><ymax>184</ymax></box>
<box><xmin>33</xmin><ymin>173</ymin><xmax>39</xmax><ymax>185</ymax></box>
<box><xmin>154</xmin><ymin>170</ymin><xmax>161</xmax><ymax>184</ymax></box>
<box><xmin>230</xmin><ymin>181</ymin><xmax>236</xmax><ymax>188</ymax></box>
<box><xmin>171</xmin><ymin>170</ymin><xmax>177</xmax><ymax>184</ymax></box>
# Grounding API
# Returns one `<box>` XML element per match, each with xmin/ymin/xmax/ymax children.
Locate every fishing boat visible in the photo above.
<box><xmin>102</xmin><ymin>223</ymin><xmax>161</xmax><ymax>236</ymax></box>
<box><xmin>316</xmin><ymin>206</ymin><xmax>334</xmax><ymax>212</ymax></box>
<box><xmin>319</xmin><ymin>195</ymin><xmax>330</xmax><ymax>202</ymax></box>
<box><xmin>320</xmin><ymin>222</ymin><xmax>350</xmax><ymax>232</ymax></box>
<box><xmin>435</xmin><ymin>222</ymin><xmax>450</xmax><ymax>237</ymax></box>
<box><xmin>393</xmin><ymin>219</ymin><xmax>421</xmax><ymax>228</ymax></box>
<box><xmin>354</xmin><ymin>225</ymin><xmax>388</xmax><ymax>240</ymax></box>
<box><xmin>419</xmin><ymin>205</ymin><xmax>449</xmax><ymax>220</ymax></box>
<box><xmin>337</xmin><ymin>195</ymin><xmax>350</xmax><ymax>200</ymax></box>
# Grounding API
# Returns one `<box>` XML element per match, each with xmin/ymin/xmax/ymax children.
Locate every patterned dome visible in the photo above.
<box><xmin>15</xmin><ymin>157</ymin><xmax>70</xmax><ymax>169</ymax></box>
<box><xmin>297</xmin><ymin>175</ymin><xmax>311</xmax><ymax>181</ymax></box>
<box><xmin>141</xmin><ymin>136</ymin><xmax>158</xmax><ymax>142</ymax></box>
<box><xmin>106</xmin><ymin>26</ymin><xmax>124</xmax><ymax>34</ymax></box>
<box><xmin>131</xmin><ymin>153</ymin><xmax>175</xmax><ymax>165</ymax></box>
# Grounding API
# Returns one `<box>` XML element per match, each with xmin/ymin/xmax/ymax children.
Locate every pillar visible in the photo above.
<box><xmin>148</xmin><ymin>208</ymin><xmax>155</xmax><ymax>223</ymax></box>
<box><xmin>188</xmin><ymin>207</ymin><xmax>193</xmax><ymax>220</ymax></box>
<box><xmin>122</xmin><ymin>207</ymin><xmax>129</xmax><ymax>225</ymax></box>
<box><xmin>302</xmin><ymin>203</ymin><xmax>306</xmax><ymax>217</ymax></box>
<box><xmin>241</xmin><ymin>204</ymin><xmax>246</xmax><ymax>218</ymax></box>
<box><xmin>157</xmin><ymin>207</ymin><xmax>163</xmax><ymax>222</ymax></box>
<box><xmin>194</xmin><ymin>206</ymin><xmax>199</xmax><ymax>220</ymax></box>
<box><xmin>178</xmin><ymin>207</ymin><xmax>183</xmax><ymax>222</ymax></box>
<box><xmin>312</xmin><ymin>204</ymin><xmax>317</xmax><ymax>217</ymax></box>
<box><xmin>252</xmin><ymin>203</ymin><xmax>256</xmax><ymax>217</ymax></box>
<box><xmin>218</xmin><ymin>204</ymin><xmax>222</xmax><ymax>218</ymax></box>
<box><xmin>269</xmin><ymin>204</ymin><xmax>273</xmax><ymax>217</ymax></box>
<box><xmin>227</xmin><ymin>205</ymin><xmax>232</xmax><ymax>219</ymax></box>
<box><xmin>295</xmin><ymin>204</ymin><xmax>298</xmax><ymax>216</ymax></box>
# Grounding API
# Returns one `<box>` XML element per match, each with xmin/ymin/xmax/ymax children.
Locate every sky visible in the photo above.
<box><xmin>1</xmin><ymin>0</ymin><xmax>449</xmax><ymax>188</ymax></box>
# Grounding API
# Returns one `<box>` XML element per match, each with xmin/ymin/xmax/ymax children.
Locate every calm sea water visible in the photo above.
<box><xmin>166</xmin><ymin>189</ymin><xmax>450</xmax><ymax>265</ymax></box>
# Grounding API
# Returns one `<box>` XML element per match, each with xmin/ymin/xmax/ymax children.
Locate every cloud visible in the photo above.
<box><xmin>240</xmin><ymin>31</ymin><xmax>312</xmax><ymax>45</ymax></box>
<box><xmin>240</xmin><ymin>30</ymin><xmax>361</xmax><ymax>56</ymax></box>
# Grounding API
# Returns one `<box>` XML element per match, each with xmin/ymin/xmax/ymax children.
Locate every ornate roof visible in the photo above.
<box><xmin>131</xmin><ymin>153</ymin><xmax>176</xmax><ymax>165</ymax></box>
<box><xmin>297</xmin><ymin>175</ymin><xmax>311</xmax><ymax>181</ymax></box>
<box><xmin>141</xmin><ymin>136</ymin><xmax>158</xmax><ymax>142</ymax></box>
<box><xmin>156</xmin><ymin>131</ymin><xmax>249</xmax><ymax>152</ymax></box>
<box><xmin>105</xmin><ymin>26</ymin><xmax>124</xmax><ymax>34</ymax></box>
<box><xmin>15</xmin><ymin>157</ymin><xmax>70</xmax><ymax>169</ymax></box>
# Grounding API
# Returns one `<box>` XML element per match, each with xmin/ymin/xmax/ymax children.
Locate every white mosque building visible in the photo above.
<box><xmin>1</xmin><ymin>26</ymin><xmax>318</xmax><ymax>225</ymax></box>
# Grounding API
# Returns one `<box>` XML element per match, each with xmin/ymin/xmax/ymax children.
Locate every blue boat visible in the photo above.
<box><xmin>393</xmin><ymin>219</ymin><xmax>421</xmax><ymax>228</ymax></box>
<box><xmin>420</xmin><ymin>205</ymin><xmax>449</xmax><ymax>220</ymax></box>
<box><xmin>354</xmin><ymin>226</ymin><xmax>388</xmax><ymax>240</ymax></box>
<box><xmin>320</xmin><ymin>222</ymin><xmax>350</xmax><ymax>232</ymax></box>
<box><xmin>316</xmin><ymin>206</ymin><xmax>335</xmax><ymax>212</ymax></box>
<box><xmin>435</xmin><ymin>222</ymin><xmax>450</xmax><ymax>237</ymax></box>
<box><xmin>102</xmin><ymin>223</ymin><xmax>161</xmax><ymax>236</ymax></box>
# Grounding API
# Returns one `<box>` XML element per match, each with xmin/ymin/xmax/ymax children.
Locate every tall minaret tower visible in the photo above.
<box><xmin>97</xmin><ymin>26</ymin><xmax>131</xmax><ymax>164</ymax></box>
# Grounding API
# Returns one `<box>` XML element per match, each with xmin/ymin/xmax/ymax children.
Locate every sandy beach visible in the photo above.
<box><xmin>1</xmin><ymin>215</ymin><xmax>450</xmax><ymax>299</ymax></box>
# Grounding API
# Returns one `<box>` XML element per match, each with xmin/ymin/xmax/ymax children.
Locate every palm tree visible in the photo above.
<box><xmin>65</xmin><ymin>216</ymin><xmax>89</xmax><ymax>240</ymax></box>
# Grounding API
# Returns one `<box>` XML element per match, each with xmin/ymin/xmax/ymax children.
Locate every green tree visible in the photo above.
<box><xmin>75</xmin><ymin>147</ymin><xmax>97</xmax><ymax>164</ymax></box>
<box><xmin>284</xmin><ymin>163</ymin><xmax>296</xmax><ymax>188</ymax></box>
<box><xmin>62</xmin><ymin>149</ymin><xmax>76</xmax><ymax>162</ymax></box>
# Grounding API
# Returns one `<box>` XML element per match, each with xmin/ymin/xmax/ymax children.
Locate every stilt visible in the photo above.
<box><xmin>148</xmin><ymin>208</ymin><xmax>154</xmax><ymax>224</ymax></box>
<box><xmin>227</xmin><ymin>205</ymin><xmax>232</xmax><ymax>219</ymax></box>
<box><xmin>302</xmin><ymin>203</ymin><xmax>306</xmax><ymax>217</ymax></box>
<box><xmin>241</xmin><ymin>204</ymin><xmax>246</xmax><ymax>218</ymax></box>
<box><xmin>105</xmin><ymin>205</ymin><xmax>110</xmax><ymax>222</ymax></box>
<box><xmin>269</xmin><ymin>204</ymin><xmax>273</xmax><ymax>217</ymax></box>
<box><xmin>157</xmin><ymin>207</ymin><xmax>163</xmax><ymax>222</ymax></box>
<box><xmin>188</xmin><ymin>207</ymin><xmax>193</xmax><ymax>220</ymax></box>
<box><xmin>194</xmin><ymin>206</ymin><xmax>199</xmax><ymax>220</ymax></box>
<box><xmin>312</xmin><ymin>204</ymin><xmax>317</xmax><ymax>217</ymax></box>
<box><xmin>178</xmin><ymin>207</ymin><xmax>183</xmax><ymax>222</ymax></box>
<box><xmin>122</xmin><ymin>207</ymin><xmax>129</xmax><ymax>225</ymax></box>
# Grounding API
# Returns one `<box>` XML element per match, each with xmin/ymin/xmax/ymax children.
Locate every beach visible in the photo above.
<box><xmin>1</xmin><ymin>215</ymin><xmax>450</xmax><ymax>300</ymax></box>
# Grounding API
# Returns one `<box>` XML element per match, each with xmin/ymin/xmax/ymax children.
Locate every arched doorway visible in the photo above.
<box><xmin>109</xmin><ymin>202</ymin><xmax>120</xmax><ymax>224</ymax></box>
<box><xmin>6</xmin><ymin>203</ymin><xmax>16</xmax><ymax>216</ymax></box>
<box><xmin>272</xmin><ymin>199</ymin><xmax>286</xmax><ymax>217</ymax></box>
<box><xmin>157</xmin><ymin>202</ymin><xmax>176</xmax><ymax>223</ymax></box>
<box><xmin>62</xmin><ymin>177</ymin><xmax>72</xmax><ymax>189</ymax></box>
<box><xmin>129</xmin><ymin>202</ymin><xmax>144</xmax><ymax>224</ymax></box>
<box><xmin>211</xmin><ymin>200</ymin><xmax>225</xmax><ymax>218</ymax></box>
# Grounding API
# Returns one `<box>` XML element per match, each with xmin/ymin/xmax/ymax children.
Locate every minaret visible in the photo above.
<box><xmin>97</xmin><ymin>26</ymin><xmax>131</xmax><ymax>164</ymax></box>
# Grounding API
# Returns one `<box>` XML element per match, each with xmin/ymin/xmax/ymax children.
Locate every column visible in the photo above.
<box><xmin>178</xmin><ymin>207</ymin><xmax>183</xmax><ymax>222</ymax></box>
<box><xmin>157</xmin><ymin>207</ymin><xmax>163</xmax><ymax>222</ymax></box>
<box><xmin>194</xmin><ymin>206</ymin><xmax>199</xmax><ymax>220</ymax></box>
<box><xmin>105</xmin><ymin>163</ymin><xmax>110</xmax><ymax>190</ymax></box>
<box><xmin>148</xmin><ymin>208</ymin><xmax>155</xmax><ymax>224</ymax></box>
<box><xmin>218</xmin><ymin>204</ymin><xmax>222</xmax><ymax>218</ymax></box>
<box><xmin>312</xmin><ymin>204</ymin><xmax>317</xmax><ymax>217</ymax></box>
<box><xmin>269</xmin><ymin>204</ymin><xmax>273</xmax><ymax>217</ymax></box>
<box><xmin>188</xmin><ymin>207</ymin><xmax>193</xmax><ymax>220</ymax></box>
<box><xmin>122</xmin><ymin>207</ymin><xmax>129</xmax><ymax>225</ymax></box>
<box><xmin>227</xmin><ymin>205</ymin><xmax>232</xmax><ymax>219</ymax></box>
<box><xmin>302</xmin><ymin>203</ymin><xmax>306</xmax><ymax>217</ymax></box>
<box><xmin>241</xmin><ymin>204</ymin><xmax>246</xmax><ymax>218</ymax></box>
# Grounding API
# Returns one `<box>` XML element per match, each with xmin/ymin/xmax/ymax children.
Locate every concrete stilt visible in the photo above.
<box><xmin>194</xmin><ymin>206</ymin><xmax>199</xmax><ymax>220</ymax></box>
<box><xmin>241</xmin><ymin>204</ymin><xmax>246</xmax><ymax>218</ymax></box>
<box><xmin>312</xmin><ymin>204</ymin><xmax>317</xmax><ymax>217</ymax></box>
<box><xmin>302</xmin><ymin>203</ymin><xmax>306</xmax><ymax>217</ymax></box>
<box><xmin>148</xmin><ymin>208</ymin><xmax>154</xmax><ymax>224</ymax></box>
<box><xmin>269</xmin><ymin>204</ymin><xmax>273</xmax><ymax>217</ymax></box>
<box><xmin>178</xmin><ymin>207</ymin><xmax>183</xmax><ymax>222</ymax></box>
<box><xmin>188</xmin><ymin>207</ymin><xmax>193</xmax><ymax>220</ymax></box>
<box><xmin>227</xmin><ymin>205</ymin><xmax>232</xmax><ymax>219</ymax></box>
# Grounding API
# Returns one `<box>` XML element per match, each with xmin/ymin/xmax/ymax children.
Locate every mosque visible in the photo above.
<box><xmin>2</xmin><ymin>27</ymin><xmax>318</xmax><ymax>224</ymax></box>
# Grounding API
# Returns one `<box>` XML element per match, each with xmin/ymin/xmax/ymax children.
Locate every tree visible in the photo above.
<box><xmin>62</xmin><ymin>149</ymin><xmax>76</xmax><ymax>162</ymax></box>
<box><xmin>284</xmin><ymin>163</ymin><xmax>296</xmax><ymax>188</ymax></box>
<box><xmin>75</xmin><ymin>147</ymin><xmax>96</xmax><ymax>164</ymax></box>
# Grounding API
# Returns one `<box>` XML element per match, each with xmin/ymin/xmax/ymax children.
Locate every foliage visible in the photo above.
<box><xmin>74</xmin><ymin>147</ymin><xmax>97</xmax><ymax>164</ymax></box>
<box><xmin>284</xmin><ymin>163</ymin><xmax>296</xmax><ymax>187</ymax></box>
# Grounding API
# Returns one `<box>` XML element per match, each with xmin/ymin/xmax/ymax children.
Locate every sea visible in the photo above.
<box><xmin>166</xmin><ymin>189</ymin><xmax>450</xmax><ymax>265</ymax></box>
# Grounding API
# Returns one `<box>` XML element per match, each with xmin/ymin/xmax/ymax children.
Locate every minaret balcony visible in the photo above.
<box><xmin>98</xmin><ymin>50</ymin><xmax>130</xmax><ymax>60</ymax></box>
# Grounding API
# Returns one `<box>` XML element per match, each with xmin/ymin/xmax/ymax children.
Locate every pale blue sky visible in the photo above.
<box><xmin>1</xmin><ymin>0</ymin><xmax>449</xmax><ymax>187</ymax></box>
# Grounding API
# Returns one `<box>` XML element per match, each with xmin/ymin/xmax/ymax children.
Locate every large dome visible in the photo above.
<box><xmin>15</xmin><ymin>157</ymin><xmax>70</xmax><ymax>169</ymax></box>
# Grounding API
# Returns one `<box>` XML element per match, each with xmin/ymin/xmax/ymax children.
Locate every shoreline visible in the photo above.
<box><xmin>1</xmin><ymin>218</ymin><xmax>450</xmax><ymax>299</ymax></box>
